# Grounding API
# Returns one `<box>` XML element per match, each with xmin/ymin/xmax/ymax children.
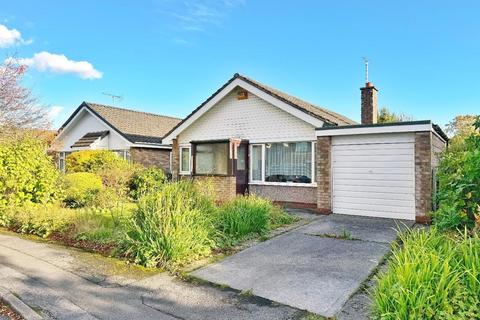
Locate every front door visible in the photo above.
<box><xmin>236</xmin><ymin>142</ymin><xmax>249</xmax><ymax>194</ymax></box>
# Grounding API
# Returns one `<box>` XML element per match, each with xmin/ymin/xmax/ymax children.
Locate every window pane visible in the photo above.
<box><xmin>265</xmin><ymin>142</ymin><xmax>312</xmax><ymax>183</ymax></box>
<box><xmin>195</xmin><ymin>143</ymin><xmax>228</xmax><ymax>175</ymax></box>
<box><xmin>181</xmin><ymin>147</ymin><xmax>190</xmax><ymax>172</ymax></box>
<box><xmin>251</xmin><ymin>145</ymin><xmax>262</xmax><ymax>181</ymax></box>
<box><xmin>237</xmin><ymin>146</ymin><xmax>246</xmax><ymax>170</ymax></box>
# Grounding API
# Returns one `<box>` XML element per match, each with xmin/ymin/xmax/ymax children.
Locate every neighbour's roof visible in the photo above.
<box><xmin>60</xmin><ymin>102</ymin><xmax>182</xmax><ymax>144</ymax></box>
<box><xmin>236</xmin><ymin>74</ymin><xmax>356</xmax><ymax>126</ymax></box>
<box><xmin>71</xmin><ymin>131</ymin><xmax>109</xmax><ymax>148</ymax></box>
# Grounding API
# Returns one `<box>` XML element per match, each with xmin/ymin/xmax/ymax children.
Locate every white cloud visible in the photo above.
<box><xmin>48</xmin><ymin>106</ymin><xmax>64</xmax><ymax>120</ymax></box>
<box><xmin>15</xmin><ymin>52</ymin><xmax>103</xmax><ymax>79</ymax></box>
<box><xmin>0</xmin><ymin>24</ymin><xmax>28</xmax><ymax>48</ymax></box>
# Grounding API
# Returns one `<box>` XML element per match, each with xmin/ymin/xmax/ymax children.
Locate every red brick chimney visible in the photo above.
<box><xmin>360</xmin><ymin>82</ymin><xmax>378</xmax><ymax>124</ymax></box>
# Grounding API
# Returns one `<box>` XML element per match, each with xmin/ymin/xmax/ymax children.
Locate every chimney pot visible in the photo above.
<box><xmin>360</xmin><ymin>83</ymin><xmax>378</xmax><ymax>124</ymax></box>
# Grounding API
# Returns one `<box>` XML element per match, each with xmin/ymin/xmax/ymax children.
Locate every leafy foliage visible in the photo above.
<box><xmin>372</xmin><ymin>228</ymin><xmax>480</xmax><ymax>320</ymax></box>
<box><xmin>61</xmin><ymin>172</ymin><xmax>103</xmax><ymax>208</ymax></box>
<box><xmin>445</xmin><ymin>114</ymin><xmax>479</xmax><ymax>152</ymax></box>
<box><xmin>433</xmin><ymin>116</ymin><xmax>480</xmax><ymax>230</ymax></box>
<box><xmin>66</xmin><ymin>150</ymin><xmax>140</xmax><ymax>197</ymax></box>
<box><xmin>129</xmin><ymin>167</ymin><xmax>167</xmax><ymax>200</ymax></box>
<box><xmin>0</xmin><ymin>204</ymin><xmax>76</xmax><ymax>238</ymax></box>
<box><xmin>0</xmin><ymin>137</ymin><xmax>59</xmax><ymax>207</ymax></box>
<box><xmin>377</xmin><ymin>106</ymin><xmax>414</xmax><ymax>123</ymax></box>
<box><xmin>65</xmin><ymin>150</ymin><xmax>130</xmax><ymax>173</ymax></box>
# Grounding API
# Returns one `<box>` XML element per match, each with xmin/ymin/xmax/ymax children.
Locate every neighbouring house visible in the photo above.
<box><xmin>52</xmin><ymin>102</ymin><xmax>181</xmax><ymax>172</ymax></box>
<box><xmin>163</xmin><ymin>73</ymin><xmax>448</xmax><ymax>222</ymax></box>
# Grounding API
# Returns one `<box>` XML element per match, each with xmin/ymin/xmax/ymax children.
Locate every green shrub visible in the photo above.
<box><xmin>66</xmin><ymin>150</ymin><xmax>130</xmax><ymax>173</ymax></box>
<box><xmin>129</xmin><ymin>167</ymin><xmax>167</xmax><ymax>200</ymax></box>
<box><xmin>62</xmin><ymin>172</ymin><xmax>103</xmax><ymax>208</ymax></box>
<box><xmin>121</xmin><ymin>180</ymin><xmax>217</xmax><ymax>268</ymax></box>
<box><xmin>0</xmin><ymin>204</ymin><xmax>76</xmax><ymax>238</ymax></box>
<box><xmin>372</xmin><ymin>228</ymin><xmax>480</xmax><ymax>319</ymax></box>
<box><xmin>433</xmin><ymin>116</ymin><xmax>480</xmax><ymax>230</ymax></box>
<box><xmin>0</xmin><ymin>137</ymin><xmax>58</xmax><ymax>207</ymax></box>
<box><xmin>215</xmin><ymin>196</ymin><xmax>295</xmax><ymax>245</ymax></box>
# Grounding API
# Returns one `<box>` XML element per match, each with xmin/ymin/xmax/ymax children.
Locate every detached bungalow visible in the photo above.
<box><xmin>53</xmin><ymin>102</ymin><xmax>181</xmax><ymax>172</ymax></box>
<box><xmin>163</xmin><ymin>73</ymin><xmax>447</xmax><ymax>222</ymax></box>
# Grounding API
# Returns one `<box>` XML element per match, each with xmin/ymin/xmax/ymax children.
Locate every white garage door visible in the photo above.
<box><xmin>332</xmin><ymin>133</ymin><xmax>416</xmax><ymax>220</ymax></box>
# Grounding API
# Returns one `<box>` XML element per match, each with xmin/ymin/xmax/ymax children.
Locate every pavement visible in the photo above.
<box><xmin>192</xmin><ymin>214</ymin><xmax>414</xmax><ymax>318</ymax></box>
<box><xmin>0</xmin><ymin>232</ymin><xmax>302</xmax><ymax>320</ymax></box>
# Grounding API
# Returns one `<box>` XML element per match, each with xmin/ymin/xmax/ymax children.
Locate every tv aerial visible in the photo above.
<box><xmin>102</xmin><ymin>92</ymin><xmax>123</xmax><ymax>105</ymax></box>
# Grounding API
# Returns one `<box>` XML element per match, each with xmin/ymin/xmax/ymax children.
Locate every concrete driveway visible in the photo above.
<box><xmin>192</xmin><ymin>214</ymin><xmax>413</xmax><ymax>318</ymax></box>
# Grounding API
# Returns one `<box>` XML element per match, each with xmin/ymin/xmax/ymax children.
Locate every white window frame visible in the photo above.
<box><xmin>59</xmin><ymin>152</ymin><xmax>66</xmax><ymax>172</ymax></box>
<box><xmin>179</xmin><ymin>145</ymin><xmax>192</xmax><ymax>175</ymax></box>
<box><xmin>248</xmin><ymin>141</ymin><xmax>317</xmax><ymax>187</ymax></box>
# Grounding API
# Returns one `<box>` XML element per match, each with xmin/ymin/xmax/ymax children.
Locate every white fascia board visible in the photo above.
<box><xmin>315</xmin><ymin>123</ymin><xmax>433</xmax><ymax>137</ymax></box>
<box><xmin>162</xmin><ymin>78</ymin><xmax>324</xmax><ymax>144</ymax></box>
<box><xmin>131</xmin><ymin>143</ymin><xmax>172</xmax><ymax>149</ymax></box>
<box><xmin>55</xmin><ymin>106</ymin><xmax>133</xmax><ymax>147</ymax></box>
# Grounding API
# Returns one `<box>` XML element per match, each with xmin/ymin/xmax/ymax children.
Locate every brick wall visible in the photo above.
<box><xmin>316</xmin><ymin>136</ymin><xmax>332</xmax><ymax>214</ymax></box>
<box><xmin>193</xmin><ymin>175</ymin><xmax>237</xmax><ymax>202</ymax></box>
<box><xmin>360</xmin><ymin>84</ymin><xmax>378</xmax><ymax>124</ymax></box>
<box><xmin>171</xmin><ymin>139</ymin><xmax>180</xmax><ymax>180</ymax></box>
<box><xmin>250</xmin><ymin>184</ymin><xmax>317</xmax><ymax>204</ymax></box>
<box><xmin>415</xmin><ymin>132</ymin><xmax>432</xmax><ymax>223</ymax></box>
<box><xmin>130</xmin><ymin>147</ymin><xmax>171</xmax><ymax>172</ymax></box>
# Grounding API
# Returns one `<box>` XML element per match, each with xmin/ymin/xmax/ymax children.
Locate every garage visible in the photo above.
<box><xmin>315</xmin><ymin>121</ymin><xmax>448</xmax><ymax>222</ymax></box>
<box><xmin>331</xmin><ymin>133</ymin><xmax>415</xmax><ymax>220</ymax></box>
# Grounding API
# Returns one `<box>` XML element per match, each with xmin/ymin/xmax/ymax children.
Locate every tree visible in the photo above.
<box><xmin>445</xmin><ymin>115</ymin><xmax>479</xmax><ymax>151</ymax></box>
<box><xmin>0</xmin><ymin>57</ymin><xmax>50</xmax><ymax>140</ymax></box>
<box><xmin>377</xmin><ymin>106</ymin><xmax>414</xmax><ymax>123</ymax></box>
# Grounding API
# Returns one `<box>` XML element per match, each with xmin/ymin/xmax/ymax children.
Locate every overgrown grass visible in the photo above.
<box><xmin>215</xmin><ymin>195</ymin><xmax>295</xmax><ymax>246</ymax></box>
<box><xmin>121</xmin><ymin>181</ymin><xmax>217</xmax><ymax>268</ymax></box>
<box><xmin>1</xmin><ymin>180</ymin><xmax>296</xmax><ymax>270</ymax></box>
<box><xmin>372</xmin><ymin>227</ymin><xmax>480</xmax><ymax>319</ymax></box>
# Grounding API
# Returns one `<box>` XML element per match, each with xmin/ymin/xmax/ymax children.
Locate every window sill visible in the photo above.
<box><xmin>249</xmin><ymin>182</ymin><xmax>317</xmax><ymax>188</ymax></box>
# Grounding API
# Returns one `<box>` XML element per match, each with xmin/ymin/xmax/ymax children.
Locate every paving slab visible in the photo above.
<box><xmin>192</xmin><ymin>229</ymin><xmax>390</xmax><ymax>317</ymax></box>
<box><xmin>299</xmin><ymin>214</ymin><xmax>414</xmax><ymax>243</ymax></box>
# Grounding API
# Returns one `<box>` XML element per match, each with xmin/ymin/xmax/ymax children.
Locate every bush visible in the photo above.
<box><xmin>0</xmin><ymin>137</ymin><xmax>58</xmax><ymax>206</ymax></box>
<box><xmin>129</xmin><ymin>167</ymin><xmax>167</xmax><ymax>200</ymax></box>
<box><xmin>433</xmin><ymin>116</ymin><xmax>480</xmax><ymax>230</ymax></box>
<box><xmin>62</xmin><ymin>172</ymin><xmax>103</xmax><ymax>208</ymax></box>
<box><xmin>0</xmin><ymin>204</ymin><xmax>76</xmax><ymax>238</ymax></box>
<box><xmin>66</xmin><ymin>150</ymin><xmax>130</xmax><ymax>173</ymax></box>
<box><xmin>121</xmin><ymin>181</ymin><xmax>217</xmax><ymax>268</ymax></box>
<box><xmin>372</xmin><ymin>228</ymin><xmax>480</xmax><ymax>319</ymax></box>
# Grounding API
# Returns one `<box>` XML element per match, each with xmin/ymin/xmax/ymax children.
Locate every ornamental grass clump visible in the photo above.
<box><xmin>121</xmin><ymin>180</ymin><xmax>217</xmax><ymax>268</ymax></box>
<box><xmin>372</xmin><ymin>227</ymin><xmax>480</xmax><ymax>320</ymax></box>
<box><xmin>215</xmin><ymin>195</ymin><xmax>295</xmax><ymax>245</ymax></box>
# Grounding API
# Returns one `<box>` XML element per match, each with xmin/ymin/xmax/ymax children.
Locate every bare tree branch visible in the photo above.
<box><xmin>0</xmin><ymin>56</ymin><xmax>51</xmax><ymax>140</ymax></box>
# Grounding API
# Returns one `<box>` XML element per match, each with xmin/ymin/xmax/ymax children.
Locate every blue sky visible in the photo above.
<box><xmin>1</xmin><ymin>0</ymin><xmax>479</xmax><ymax>129</ymax></box>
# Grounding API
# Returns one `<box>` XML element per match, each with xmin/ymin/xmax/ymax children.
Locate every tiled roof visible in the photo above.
<box><xmin>71</xmin><ymin>131</ymin><xmax>109</xmax><ymax>148</ymax></box>
<box><xmin>85</xmin><ymin>102</ymin><xmax>182</xmax><ymax>140</ymax></box>
<box><xmin>236</xmin><ymin>74</ymin><xmax>356</xmax><ymax>126</ymax></box>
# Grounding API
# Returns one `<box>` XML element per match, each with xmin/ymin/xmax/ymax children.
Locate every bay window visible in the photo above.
<box><xmin>194</xmin><ymin>142</ymin><xmax>229</xmax><ymax>175</ymax></box>
<box><xmin>250</xmin><ymin>141</ymin><xmax>315</xmax><ymax>184</ymax></box>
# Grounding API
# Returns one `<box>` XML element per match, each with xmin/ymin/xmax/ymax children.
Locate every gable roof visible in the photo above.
<box><xmin>163</xmin><ymin>73</ymin><xmax>356</xmax><ymax>142</ymax></box>
<box><xmin>59</xmin><ymin>102</ymin><xmax>182</xmax><ymax>144</ymax></box>
<box><xmin>237</xmin><ymin>74</ymin><xmax>356</xmax><ymax>126</ymax></box>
